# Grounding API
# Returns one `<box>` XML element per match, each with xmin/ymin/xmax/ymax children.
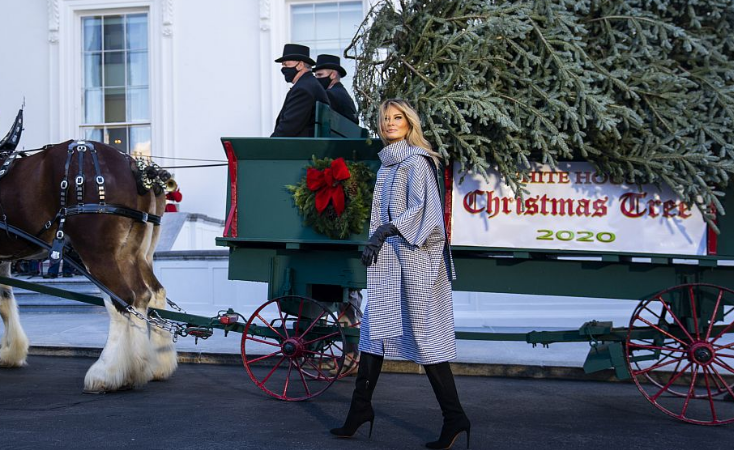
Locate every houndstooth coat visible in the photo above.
<box><xmin>358</xmin><ymin>140</ymin><xmax>457</xmax><ymax>365</ymax></box>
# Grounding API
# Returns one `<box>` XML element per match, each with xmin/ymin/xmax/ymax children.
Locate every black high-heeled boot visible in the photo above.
<box><xmin>424</xmin><ymin>362</ymin><xmax>471</xmax><ymax>449</ymax></box>
<box><xmin>330</xmin><ymin>352</ymin><xmax>384</xmax><ymax>438</ymax></box>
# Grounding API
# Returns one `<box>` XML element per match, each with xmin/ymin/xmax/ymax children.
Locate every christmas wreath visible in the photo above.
<box><xmin>287</xmin><ymin>156</ymin><xmax>375</xmax><ymax>240</ymax></box>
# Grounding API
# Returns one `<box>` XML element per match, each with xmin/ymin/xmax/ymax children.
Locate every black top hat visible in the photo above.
<box><xmin>275</xmin><ymin>43</ymin><xmax>316</xmax><ymax>65</ymax></box>
<box><xmin>313</xmin><ymin>54</ymin><xmax>347</xmax><ymax>77</ymax></box>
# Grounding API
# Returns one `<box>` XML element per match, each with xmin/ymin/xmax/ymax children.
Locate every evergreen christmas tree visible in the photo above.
<box><xmin>346</xmin><ymin>0</ymin><xmax>734</xmax><ymax>227</ymax></box>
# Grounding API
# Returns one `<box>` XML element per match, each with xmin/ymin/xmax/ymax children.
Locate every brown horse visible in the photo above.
<box><xmin>0</xmin><ymin>140</ymin><xmax>177</xmax><ymax>392</ymax></box>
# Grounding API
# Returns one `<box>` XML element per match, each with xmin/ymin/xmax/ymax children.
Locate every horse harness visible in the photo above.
<box><xmin>0</xmin><ymin>141</ymin><xmax>188</xmax><ymax>336</ymax></box>
<box><xmin>0</xmin><ymin>140</ymin><xmax>162</xmax><ymax>263</ymax></box>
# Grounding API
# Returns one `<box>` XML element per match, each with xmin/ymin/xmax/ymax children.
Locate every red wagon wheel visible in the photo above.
<box><xmin>625</xmin><ymin>284</ymin><xmax>734</xmax><ymax>425</ymax></box>
<box><xmin>241</xmin><ymin>295</ymin><xmax>345</xmax><ymax>401</ymax></box>
<box><xmin>299</xmin><ymin>301</ymin><xmax>362</xmax><ymax>380</ymax></box>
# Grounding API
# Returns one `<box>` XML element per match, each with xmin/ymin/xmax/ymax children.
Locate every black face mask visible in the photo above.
<box><xmin>316</xmin><ymin>76</ymin><xmax>331</xmax><ymax>90</ymax></box>
<box><xmin>281</xmin><ymin>67</ymin><xmax>298</xmax><ymax>83</ymax></box>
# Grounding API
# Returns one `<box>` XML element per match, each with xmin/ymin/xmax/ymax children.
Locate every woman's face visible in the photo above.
<box><xmin>383</xmin><ymin>105</ymin><xmax>410</xmax><ymax>143</ymax></box>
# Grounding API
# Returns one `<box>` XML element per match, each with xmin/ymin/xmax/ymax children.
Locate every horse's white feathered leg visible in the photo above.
<box><xmin>84</xmin><ymin>297</ymin><xmax>154</xmax><ymax>392</ymax></box>
<box><xmin>148</xmin><ymin>288</ymin><xmax>178</xmax><ymax>381</ymax></box>
<box><xmin>141</xmin><ymin>220</ymin><xmax>177</xmax><ymax>381</ymax></box>
<box><xmin>0</xmin><ymin>264</ymin><xmax>29</xmax><ymax>367</ymax></box>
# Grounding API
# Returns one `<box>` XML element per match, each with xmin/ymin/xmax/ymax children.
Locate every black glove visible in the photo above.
<box><xmin>361</xmin><ymin>223</ymin><xmax>399</xmax><ymax>267</ymax></box>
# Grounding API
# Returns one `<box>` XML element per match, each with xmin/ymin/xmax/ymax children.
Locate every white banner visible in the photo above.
<box><xmin>450</xmin><ymin>162</ymin><xmax>707</xmax><ymax>255</ymax></box>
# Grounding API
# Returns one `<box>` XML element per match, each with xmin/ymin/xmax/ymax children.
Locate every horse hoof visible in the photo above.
<box><xmin>0</xmin><ymin>352</ymin><xmax>28</xmax><ymax>368</ymax></box>
<box><xmin>0</xmin><ymin>360</ymin><xmax>27</xmax><ymax>368</ymax></box>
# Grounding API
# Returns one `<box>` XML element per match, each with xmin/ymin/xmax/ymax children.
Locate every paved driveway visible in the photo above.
<box><xmin>0</xmin><ymin>356</ymin><xmax>731</xmax><ymax>450</ymax></box>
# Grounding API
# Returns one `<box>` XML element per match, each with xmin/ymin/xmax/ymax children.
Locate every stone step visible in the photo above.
<box><xmin>11</xmin><ymin>275</ymin><xmax>103</xmax><ymax>311</ymax></box>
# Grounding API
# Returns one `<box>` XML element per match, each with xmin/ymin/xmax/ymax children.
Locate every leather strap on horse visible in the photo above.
<box><xmin>0</xmin><ymin>150</ymin><xmax>20</xmax><ymax>179</ymax></box>
<box><xmin>89</xmin><ymin>144</ymin><xmax>106</xmax><ymax>203</ymax></box>
<box><xmin>0</xmin><ymin>220</ymin><xmax>133</xmax><ymax>312</ymax></box>
<box><xmin>63</xmin><ymin>204</ymin><xmax>161</xmax><ymax>225</ymax></box>
<box><xmin>47</xmin><ymin>140</ymin><xmax>161</xmax><ymax>262</ymax></box>
<box><xmin>49</xmin><ymin>146</ymin><xmax>76</xmax><ymax>261</ymax></box>
<box><xmin>76</xmin><ymin>144</ymin><xmax>85</xmax><ymax>202</ymax></box>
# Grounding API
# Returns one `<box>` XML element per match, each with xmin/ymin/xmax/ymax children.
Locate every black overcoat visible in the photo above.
<box><xmin>271</xmin><ymin>72</ymin><xmax>330</xmax><ymax>137</ymax></box>
<box><xmin>326</xmin><ymin>82</ymin><xmax>358</xmax><ymax>124</ymax></box>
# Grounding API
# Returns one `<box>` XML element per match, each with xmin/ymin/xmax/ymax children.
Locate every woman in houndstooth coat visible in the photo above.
<box><xmin>331</xmin><ymin>99</ymin><xmax>471</xmax><ymax>449</ymax></box>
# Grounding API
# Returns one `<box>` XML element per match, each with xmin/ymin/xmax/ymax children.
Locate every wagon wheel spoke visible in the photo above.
<box><xmin>254</xmin><ymin>313</ymin><xmax>286</xmax><ymax>341</ymax></box>
<box><xmin>244</xmin><ymin>336</ymin><xmax>281</xmax><ymax>347</ymax></box>
<box><xmin>627</xmin><ymin>342</ymin><xmax>687</xmax><ymax>353</ymax></box>
<box><xmin>299</xmin><ymin>353</ymin><xmax>334</xmax><ymax>380</ymax></box>
<box><xmin>294</xmin><ymin>297</ymin><xmax>305</xmax><ymax>336</ymax></box>
<box><xmin>711</xmin><ymin>320</ymin><xmax>734</xmax><ymax>345</ymax></box>
<box><xmin>636</xmin><ymin>316</ymin><xmax>689</xmax><ymax>347</ymax></box>
<box><xmin>626</xmin><ymin>284</ymin><xmax>734</xmax><ymax>425</ymax></box>
<box><xmin>679</xmin><ymin>365</ymin><xmax>699</xmax><ymax>418</ymax></box>
<box><xmin>641</xmin><ymin>304</ymin><xmax>663</xmax><ymax>321</ymax></box>
<box><xmin>247</xmin><ymin>350</ymin><xmax>283</xmax><ymax>365</ymax></box>
<box><xmin>705</xmin><ymin>290</ymin><xmax>724</xmax><ymax>341</ymax></box>
<box><xmin>291</xmin><ymin>358</ymin><xmax>312</xmax><ymax>397</ymax></box>
<box><xmin>302</xmin><ymin>331</ymin><xmax>342</xmax><ymax>347</ymax></box>
<box><xmin>299</xmin><ymin>337</ymin><xmax>341</xmax><ymax>381</ymax></box>
<box><xmin>656</xmin><ymin>294</ymin><xmax>696</xmax><ymax>343</ymax></box>
<box><xmin>258</xmin><ymin>356</ymin><xmax>287</xmax><ymax>388</ymax></box>
<box><xmin>713</xmin><ymin>356</ymin><xmax>734</xmax><ymax>374</ymax></box>
<box><xmin>709</xmin><ymin>364</ymin><xmax>734</xmax><ymax>400</ymax></box>
<box><xmin>715</xmin><ymin>341</ymin><xmax>734</xmax><ymax>351</ymax></box>
<box><xmin>630</xmin><ymin>355</ymin><xmax>686</xmax><ymax>377</ymax></box>
<box><xmin>688</xmin><ymin>286</ymin><xmax>701</xmax><ymax>341</ymax></box>
<box><xmin>296</xmin><ymin>310</ymin><xmax>327</xmax><ymax>339</ymax></box>
<box><xmin>707</xmin><ymin>365</ymin><xmax>728</xmax><ymax>395</ymax></box>
<box><xmin>650</xmin><ymin>362</ymin><xmax>693</xmax><ymax>402</ymax></box>
<box><xmin>282</xmin><ymin>359</ymin><xmax>294</xmax><ymax>398</ymax></box>
<box><xmin>701</xmin><ymin>367</ymin><xmax>718</xmax><ymax>423</ymax></box>
<box><xmin>275</xmin><ymin>299</ymin><xmax>289</xmax><ymax>339</ymax></box>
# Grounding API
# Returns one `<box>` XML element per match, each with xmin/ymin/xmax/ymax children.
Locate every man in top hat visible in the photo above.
<box><xmin>313</xmin><ymin>54</ymin><xmax>358</xmax><ymax>124</ymax></box>
<box><xmin>271</xmin><ymin>43</ymin><xmax>330</xmax><ymax>137</ymax></box>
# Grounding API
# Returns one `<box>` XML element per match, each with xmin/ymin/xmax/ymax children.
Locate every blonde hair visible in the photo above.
<box><xmin>378</xmin><ymin>99</ymin><xmax>441</xmax><ymax>166</ymax></box>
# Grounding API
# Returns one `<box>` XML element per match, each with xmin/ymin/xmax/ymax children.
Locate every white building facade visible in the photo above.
<box><xmin>1</xmin><ymin>1</ymin><xmax>636</xmax><ymax>329</ymax></box>
<box><xmin>0</xmin><ymin>0</ymin><xmax>370</xmax><ymax>220</ymax></box>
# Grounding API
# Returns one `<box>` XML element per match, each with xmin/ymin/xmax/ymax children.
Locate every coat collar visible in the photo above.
<box><xmin>292</xmin><ymin>71</ymin><xmax>314</xmax><ymax>87</ymax></box>
<box><xmin>378</xmin><ymin>140</ymin><xmax>430</xmax><ymax>166</ymax></box>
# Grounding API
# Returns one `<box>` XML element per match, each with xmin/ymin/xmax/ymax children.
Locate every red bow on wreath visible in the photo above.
<box><xmin>306</xmin><ymin>157</ymin><xmax>351</xmax><ymax>216</ymax></box>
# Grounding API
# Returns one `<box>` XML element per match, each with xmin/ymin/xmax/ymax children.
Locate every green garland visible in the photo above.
<box><xmin>287</xmin><ymin>156</ymin><xmax>375</xmax><ymax>240</ymax></box>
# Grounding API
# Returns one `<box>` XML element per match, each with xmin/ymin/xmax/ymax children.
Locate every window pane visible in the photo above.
<box><xmin>103</xmin><ymin>16</ymin><xmax>124</xmax><ymax>51</ymax></box>
<box><xmin>315</xmin><ymin>3</ymin><xmax>339</xmax><ymax>41</ymax></box>
<box><xmin>84</xmin><ymin>53</ymin><xmax>102</xmax><ymax>88</ymax></box>
<box><xmin>127</xmin><ymin>51</ymin><xmax>148</xmax><ymax>86</ymax></box>
<box><xmin>126</xmin><ymin>14</ymin><xmax>148</xmax><ymax>50</ymax></box>
<box><xmin>291</xmin><ymin>4</ymin><xmax>315</xmax><ymax>42</ymax></box>
<box><xmin>291</xmin><ymin>2</ymin><xmax>363</xmax><ymax>56</ymax></box>
<box><xmin>106</xmin><ymin>127</ymin><xmax>128</xmax><ymax>152</ymax></box>
<box><xmin>84</xmin><ymin>128</ymin><xmax>103</xmax><ymax>141</ymax></box>
<box><xmin>127</xmin><ymin>88</ymin><xmax>149</xmax><ymax>122</ymax></box>
<box><xmin>83</xmin><ymin>17</ymin><xmax>102</xmax><ymax>52</ymax></box>
<box><xmin>130</xmin><ymin>125</ymin><xmax>151</xmax><ymax>157</ymax></box>
<box><xmin>340</xmin><ymin>5</ymin><xmax>362</xmax><ymax>40</ymax></box>
<box><xmin>104</xmin><ymin>51</ymin><xmax>125</xmax><ymax>87</ymax></box>
<box><xmin>84</xmin><ymin>89</ymin><xmax>103</xmax><ymax>124</ymax></box>
<box><xmin>104</xmin><ymin>87</ymin><xmax>126</xmax><ymax>123</ymax></box>
<box><xmin>81</xmin><ymin>12</ymin><xmax>150</xmax><ymax>150</ymax></box>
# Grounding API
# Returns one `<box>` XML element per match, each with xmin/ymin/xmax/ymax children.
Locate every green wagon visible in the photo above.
<box><xmin>216</xmin><ymin>112</ymin><xmax>734</xmax><ymax>424</ymax></box>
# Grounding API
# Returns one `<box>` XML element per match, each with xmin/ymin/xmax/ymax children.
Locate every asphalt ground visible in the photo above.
<box><xmin>0</xmin><ymin>356</ymin><xmax>732</xmax><ymax>450</ymax></box>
